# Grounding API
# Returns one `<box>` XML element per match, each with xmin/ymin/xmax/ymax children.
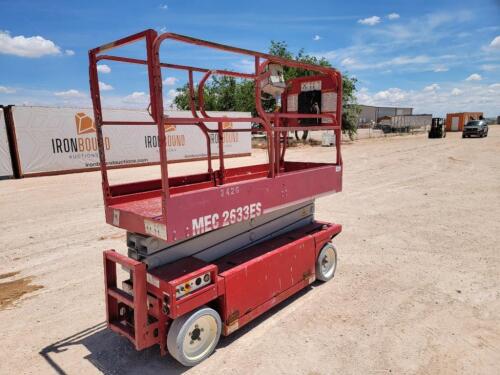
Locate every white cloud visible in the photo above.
<box><xmin>433</xmin><ymin>66</ymin><xmax>449</xmax><ymax>72</ymax></box>
<box><xmin>387</xmin><ymin>13</ymin><xmax>400</xmax><ymax>20</ymax></box>
<box><xmin>465</xmin><ymin>73</ymin><xmax>482</xmax><ymax>81</ymax></box>
<box><xmin>0</xmin><ymin>85</ymin><xmax>15</xmax><ymax>94</ymax></box>
<box><xmin>426</xmin><ymin>11</ymin><xmax>472</xmax><ymax>29</ymax></box>
<box><xmin>99</xmin><ymin>81</ymin><xmax>113</xmax><ymax>91</ymax></box>
<box><xmin>480</xmin><ymin>64</ymin><xmax>499</xmax><ymax>72</ymax></box>
<box><xmin>123</xmin><ymin>91</ymin><xmax>149</xmax><ymax>104</ymax></box>
<box><xmin>100</xmin><ymin>89</ymin><xmax>174</xmax><ymax>109</ymax></box>
<box><xmin>159</xmin><ymin>4</ymin><xmax>168</xmax><ymax>10</ymax></box>
<box><xmin>357</xmin><ymin>87</ymin><xmax>406</xmax><ymax>104</ymax></box>
<box><xmin>233</xmin><ymin>59</ymin><xmax>254</xmax><ymax>73</ymax></box>
<box><xmin>358</xmin><ymin>16</ymin><xmax>381</xmax><ymax>26</ymax></box>
<box><xmin>65</xmin><ymin>49</ymin><xmax>75</xmax><ymax>56</ymax></box>
<box><xmin>100</xmin><ymin>88</ymin><xmax>177</xmax><ymax>109</ymax></box>
<box><xmin>477</xmin><ymin>26</ymin><xmax>500</xmax><ymax>33</ymax></box>
<box><xmin>54</xmin><ymin>89</ymin><xmax>86</xmax><ymax>98</ymax></box>
<box><xmin>390</xmin><ymin>55</ymin><xmax>430</xmax><ymax>65</ymax></box>
<box><xmin>320</xmin><ymin>52</ymin><xmax>430</xmax><ymax>70</ymax></box>
<box><xmin>313</xmin><ymin>8</ymin><xmax>474</xmax><ymax>73</ymax></box>
<box><xmin>341</xmin><ymin>57</ymin><xmax>356</xmax><ymax>67</ymax></box>
<box><xmin>313</xmin><ymin>22</ymin><xmax>468</xmax><ymax>74</ymax></box>
<box><xmin>0</xmin><ymin>30</ymin><xmax>61</xmax><ymax>57</ymax></box>
<box><xmin>165</xmin><ymin>88</ymin><xmax>179</xmax><ymax>109</ymax></box>
<box><xmin>313</xmin><ymin>35</ymin><xmax>321</xmax><ymax>41</ymax></box>
<box><xmin>490</xmin><ymin>36</ymin><xmax>500</xmax><ymax>50</ymax></box>
<box><xmin>159</xmin><ymin>26</ymin><xmax>167</xmax><ymax>33</ymax></box>
<box><xmin>423</xmin><ymin>83</ymin><xmax>440</xmax><ymax>92</ymax></box>
<box><xmin>163</xmin><ymin>76</ymin><xmax>178</xmax><ymax>85</ymax></box>
<box><xmin>357</xmin><ymin>83</ymin><xmax>499</xmax><ymax>117</ymax></box>
<box><xmin>97</xmin><ymin>64</ymin><xmax>111</xmax><ymax>74</ymax></box>
<box><xmin>370</xmin><ymin>10</ymin><xmax>472</xmax><ymax>45</ymax></box>
<box><xmin>372</xmin><ymin>88</ymin><xmax>407</xmax><ymax>102</ymax></box>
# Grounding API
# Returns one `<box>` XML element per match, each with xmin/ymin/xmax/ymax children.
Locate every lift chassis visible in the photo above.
<box><xmin>90</xmin><ymin>29</ymin><xmax>343</xmax><ymax>366</ymax></box>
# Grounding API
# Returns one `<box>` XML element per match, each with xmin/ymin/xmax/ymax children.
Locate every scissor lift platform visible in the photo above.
<box><xmin>90</xmin><ymin>29</ymin><xmax>344</xmax><ymax>366</ymax></box>
<box><xmin>89</xmin><ymin>29</ymin><xmax>343</xmax><ymax>245</ymax></box>
<box><xmin>107</xmin><ymin>161</ymin><xmax>341</xmax><ymax>243</ymax></box>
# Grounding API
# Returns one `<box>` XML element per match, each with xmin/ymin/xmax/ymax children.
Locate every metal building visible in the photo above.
<box><xmin>357</xmin><ymin>105</ymin><xmax>413</xmax><ymax>127</ymax></box>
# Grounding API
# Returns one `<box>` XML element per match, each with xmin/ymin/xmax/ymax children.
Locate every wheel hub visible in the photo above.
<box><xmin>322</xmin><ymin>251</ymin><xmax>332</xmax><ymax>270</ymax></box>
<box><xmin>183</xmin><ymin>315</ymin><xmax>218</xmax><ymax>360</ymax></box>
<box><xmin>190</xmin><ymin>326</ymin><xmax>202</xmax><ymax>342</ymax></box>
<box><xmin>320</xmin><ymin>247</ymin><xmax>336</xmax><ymax>277</ymax></box>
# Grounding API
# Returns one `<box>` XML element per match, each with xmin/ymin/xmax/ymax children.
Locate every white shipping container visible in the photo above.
<box><xmin>0</xmin><ymin>108</ymin><xmax>14</xmax><ymax>178</ymax></box>
<box><xmin>10</xmin><ymin>106</ymin><xmax>252</xmax><ymax>176</ymax></box>
<box><xmin>381</xmin><ymin>115</ymin><xmax>432</xmax><ymax>129</ymax></box>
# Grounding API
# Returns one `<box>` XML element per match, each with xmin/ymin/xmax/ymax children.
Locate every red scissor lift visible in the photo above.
<box><xmin>89</xmin><ymin>29</ymin><xmax>343</xmax><ymax>366</ymax></box>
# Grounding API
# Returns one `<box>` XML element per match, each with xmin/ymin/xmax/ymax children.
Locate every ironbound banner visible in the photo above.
<box><xmin>11</xmin><ymin>106</ymin><xmax>251</xmax><ymax>176</ymax></box>
<box><xmin>0</xmin><ymin>108</ymin><xmax>14</xmax><ymax>178</ymax></box>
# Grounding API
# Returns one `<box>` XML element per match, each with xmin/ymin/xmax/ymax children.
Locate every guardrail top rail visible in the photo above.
<box><xmin>88</xmin><ymin>29</ymin><xmax>343</xmax><ymax>244</ymax></box>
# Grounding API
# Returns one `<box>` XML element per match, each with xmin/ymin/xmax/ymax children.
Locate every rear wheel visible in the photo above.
<box><xmin>315</xmin><ymin>243</ymin><xmax>338</xmax><ymax>282</ymax></box>
<box><xmin>167</xmin><ymin>306</ymin><xmax>222</xmax><ymax>367</ymax></box>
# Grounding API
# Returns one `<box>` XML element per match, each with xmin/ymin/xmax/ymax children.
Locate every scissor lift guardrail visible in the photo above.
<box><xmin>89</xmin><ymin>29</ymin><xmax>343</xmax><ymax>245</ymax></box>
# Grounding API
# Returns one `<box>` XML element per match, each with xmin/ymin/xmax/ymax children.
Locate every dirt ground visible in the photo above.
<box><xmin>1</xmin><ymin>128</ymin><xmax>499</xmax><ymax>375</ymax></box>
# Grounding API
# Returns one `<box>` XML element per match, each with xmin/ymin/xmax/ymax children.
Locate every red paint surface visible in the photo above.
<box><xmin>94</xmin><ymin>30</ymin><xmax>344</xmax><ymax>358</ymax></box>
<box><xmin>103</xmin><ymin>222</ymin><xmax>341</xmax><ymax>354</ymax></box>
<box><xmin>89</xmin><ymin>30</ymin><xmax>343</xmax><ymax>244</ymax></box>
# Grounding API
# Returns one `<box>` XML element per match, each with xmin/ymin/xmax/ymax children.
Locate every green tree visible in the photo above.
<box><xmin>174</xmin><ymin>41</ymin><xmax>360</xmax><ymax>138</ymax></box>
<box><xmin>268</xmin><ymin>41</ymin><xmax>360</xmax><ymax>139</ymax></box>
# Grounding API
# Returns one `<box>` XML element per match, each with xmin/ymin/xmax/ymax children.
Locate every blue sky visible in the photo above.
<box><xmin>0</xmin><ymin>0</ymin><xmax>499</xmax><ymax>116</ymax></box>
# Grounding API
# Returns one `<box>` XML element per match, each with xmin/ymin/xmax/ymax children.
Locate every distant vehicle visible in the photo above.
<box><xmin>428</xmin><ymin>118</ymin><xmax>446</xmax><ymax>138</ymax></box>
<box><xmin>462</xmin><ymin>120</ymin><xmax>488</xmax><ymax>138</ymax></box>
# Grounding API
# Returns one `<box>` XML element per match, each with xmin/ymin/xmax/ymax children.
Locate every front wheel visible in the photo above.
<box><xmin>167</xmin><ymin>306</ymin><xmax>222</xmax><ymax>367</ymax></box>
<box><xmin>315</xmin><ymin>243</ymin><xmax>338</xmax><ymax>282</ymax></box>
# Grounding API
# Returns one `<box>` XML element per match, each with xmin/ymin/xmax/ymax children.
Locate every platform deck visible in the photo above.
<box><xmin>105</xmin><ymin>161</ymin><xmax>342</xmax><ymax>243</ymax></box>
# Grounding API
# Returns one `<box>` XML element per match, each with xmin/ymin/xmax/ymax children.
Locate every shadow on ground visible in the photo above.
<box><xmin>39</xmin><ymin>285</ymin><xmax>313</xmax><ymax>374</ymax></box>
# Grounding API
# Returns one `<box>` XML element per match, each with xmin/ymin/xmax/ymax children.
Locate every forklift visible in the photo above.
<box><xmin>428</xmin><ymin>117</ymin><xmax>446</xmax><ymax>138</ymax></box>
